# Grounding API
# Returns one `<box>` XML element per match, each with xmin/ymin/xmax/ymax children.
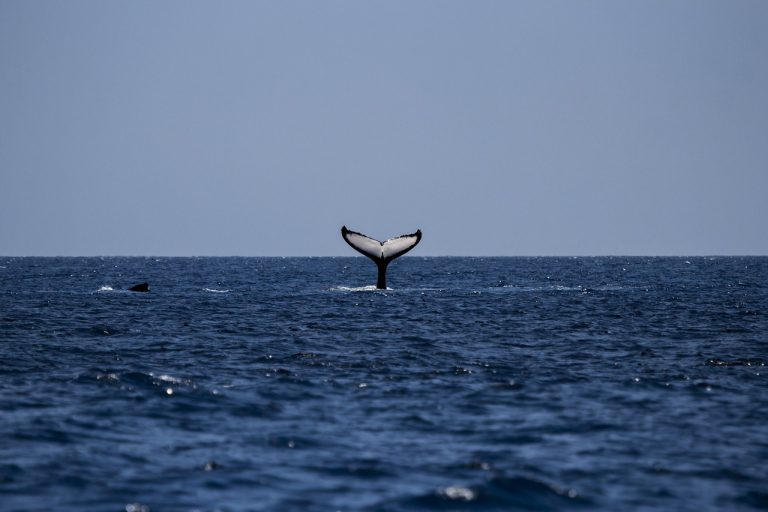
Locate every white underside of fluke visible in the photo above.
<box><xmin>341</xmin><ymin>227</ymin><xmax>422</xmax><ymax>261</ymax></box>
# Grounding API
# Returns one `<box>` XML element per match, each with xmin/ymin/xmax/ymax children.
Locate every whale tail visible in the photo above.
<box><xmin>341</xmin><ymin>226</ymin><xmax>422</xmax><ymax>289</ymax></box>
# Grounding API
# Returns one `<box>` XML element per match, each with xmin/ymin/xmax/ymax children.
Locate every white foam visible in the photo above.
<box><xmin>96</xmin><ymin>286</ymin><xmax>114</xmax><ymax>292</ymax></box>
<box><xmin>331</xmin><ymin>285</ymin><xmax>381</xmax><ymax>292</ymax></box>
<box><xmin>151</xmin><ymin>373</ymin><xmax>184</xmax><ymax>384</ymax></box>
<box><xmin>203</xmin><ymin>288</ymin><xmax>230</xmax><ymax>293</ymax></box>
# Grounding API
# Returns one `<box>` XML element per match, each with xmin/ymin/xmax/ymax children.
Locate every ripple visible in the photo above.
<box><xmin>705</xmin><ymin>358</ymin><xmax>765</xmax><ymax>367</ymax></box>
<box><xmin>375</xmin><ymin>475</ymin><xmax>590</xmax><ymax>511</ymax></box>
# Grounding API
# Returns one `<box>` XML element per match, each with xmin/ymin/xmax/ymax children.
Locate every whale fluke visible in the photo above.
<box><xmin>128</xmin><ymin>282</ymin><xmax>149</xmax><ymax>292</ymax></box>
<box><xmin>341</xmin><ymin>226</ymin><xmax>422</xmax><ymax>289</ymax></box>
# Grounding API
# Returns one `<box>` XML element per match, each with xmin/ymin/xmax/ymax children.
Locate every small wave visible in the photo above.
<box><xmin>203</xmin><ymin>288</ymin><xmax>230</xmax><ymax>293</ymax></box>
<box><xmin>96</xmin><ymin>285</ymin><xmax>114</xmax><ymax>292</ymax></box>
<box><xmin>379</xmin><ymin>474</ymin><xmax>590</xmax><ymax>510</ymax></box>
<box><xmin>499</xmin><ymin>284</ymin><xmax>634</xmax><ymax>293</ymax></box>
<box><xmin>149</xmin><ymin>372</ymin><xmax>186</xmax><ymax>384</ymax></box>
<box><xmin>390</xmin><ymin>287</ymin><xmax>445</xmax><ymax>293</ymax></box>
<box><xmin>705</xmin><ymin>358</ymin><xmax>765</xmax><ymax>367</ymax></box>
<box><xmin>76</xmin><ymin>324</ymin><xmax>120</xmax><ymax>337</ymax></box>
<box><xmin>79</xmin><ymin>369</ymin><xmax>206</xmax><ymax>397</ymax></box>
<box><xmin>500</xmin><ymin>285</ymin><xmax>582</xmax><ymax>292</ymax></box>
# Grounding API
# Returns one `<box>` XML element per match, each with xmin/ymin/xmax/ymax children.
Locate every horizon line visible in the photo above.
<box><xmin>2</xmin><ymin>254</ymin><xmax>767</xmax><ymax>258</ymax></box>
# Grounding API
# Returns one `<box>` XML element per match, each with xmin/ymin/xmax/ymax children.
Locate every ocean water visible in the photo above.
<box><xmin>1</xmin><ymin>256</ymin><xmax>766</xmax><ymax>512</ymax></box>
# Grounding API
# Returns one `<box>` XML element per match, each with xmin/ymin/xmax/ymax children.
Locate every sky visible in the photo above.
<box><xmin>1</xmin><ymin>1</ymin><xmax>766</xmax><ymax>256</ymax></box>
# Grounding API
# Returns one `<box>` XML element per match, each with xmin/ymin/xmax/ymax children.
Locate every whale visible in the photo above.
<box><xmin>341</xmin><ymin>226</ymin><xmax>422</xmax><ymax>289</ymax></box>
<box><xmin>128</xmin><ymin>282</ymin><xmax>149</xmax><ymax>292</ymax></box>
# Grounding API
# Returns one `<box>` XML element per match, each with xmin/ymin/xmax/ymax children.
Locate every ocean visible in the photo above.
<box><xmin>1</xmin><ymin>256</ymin><xmax>766</xmax><ymax>511</ymax></box>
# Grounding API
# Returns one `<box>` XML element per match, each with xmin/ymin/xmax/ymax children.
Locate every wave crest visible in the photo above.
<box><xmin>203</xmin><ymin>288</ymin><xmax>230</xmax><ymax>293</ymax></box>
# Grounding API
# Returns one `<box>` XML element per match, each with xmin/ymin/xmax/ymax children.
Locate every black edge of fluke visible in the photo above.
<box><xmin>128</xmin><ymin>282</ymin><xmax>149</xmax><ymax>292</ymax></box>
<box><xmin>340</xmin><ymin>225</ymin><xmax>422</xmax><ymax>289</ymax></box>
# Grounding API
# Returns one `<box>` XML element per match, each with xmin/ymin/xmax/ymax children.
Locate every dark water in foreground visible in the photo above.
<box><xmin>1</xmin><ymin>256</ymin><xmax>767</xmax><ymax>512</ymax></box>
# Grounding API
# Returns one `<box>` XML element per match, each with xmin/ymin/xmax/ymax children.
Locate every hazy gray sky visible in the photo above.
<box><xmin>1</xmin><ymin>1</ymin><xmax>766</xmax><ymax>256</ymax></box>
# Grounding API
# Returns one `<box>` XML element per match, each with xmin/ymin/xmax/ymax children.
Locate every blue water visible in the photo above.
<box><xmin>1</xmin><ymin>256</ymin><xmax>767</xmax><ymax>511</ymax></box>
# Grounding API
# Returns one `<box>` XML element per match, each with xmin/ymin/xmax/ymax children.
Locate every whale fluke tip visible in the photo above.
<box><xmin>128</xmin><ymin>282</ymin><xmax>149</xmax><ymax>292</ymax></box>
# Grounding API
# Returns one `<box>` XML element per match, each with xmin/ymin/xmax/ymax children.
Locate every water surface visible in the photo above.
<box><xmin>1</xmin><ymin>257</ymin><xmax>766</xmax><ymax>511</ymax></box>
